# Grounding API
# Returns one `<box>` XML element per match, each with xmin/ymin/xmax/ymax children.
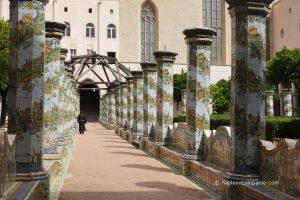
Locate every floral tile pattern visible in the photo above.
<box><xmin>143</xmin><ymin>67</ymin><xmax>157</xmax><ymax>138</ymax></box>
<box><xmin>133</xmin><ymin>74</ymin><xmax>144</xmax><ymax>133</ymax></box>
<box><xmin>7</xmin><ymin>0</ymin><xmax>46</xmax><ymax>171</ymax></box>
<box><xmin>127</xmin><ymin>80</ymin><xmax>134</xmax><ymax>132</ymax></box>
<box><xmin>186</xmin><ymin>43</ymin><xmax>211</xmax><ymax>155</ymax></box>
<box><xmin>43</xmin><ymin>37</ymin><xmax>61</xmax><ymax>154</ymax></box>
<box><xmin>121</xmin><ymin>84</ymin><xmax>128</xmax><ymax>127</ymax></box>
<box><xmin>231</xmin><ymin>13</ymin><xmax>267</xmax><ymax>174</ymax></box>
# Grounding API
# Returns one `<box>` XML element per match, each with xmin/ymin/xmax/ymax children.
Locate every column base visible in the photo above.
<box><xmin>224</xmin><ymin>172</ymin><xmax>261</xmax><ymax>182</ymax></box>
<box><xmin>16</xmin><ymin>171</ymin><xmax>49</xmax><ymax>182</ymax></box>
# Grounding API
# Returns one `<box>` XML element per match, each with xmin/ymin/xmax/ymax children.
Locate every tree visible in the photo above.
<box><xmin>173</xmin><ymin>72</ymin><xmax>187</xmax><ymax>102</ymax></box>
<box><xmin>0</xmin><ymin>19</ymin><xmax>9</xmax><ymax>126</ymax></box>
<box><xmin>266</xmin><ymin>47</ymin><xmax>300</xmax><ymax>90</ymax></box>
<box><xmin>210</xmin><ymin>79</ymin><xmax>231</xmax><ymax>114</ymax></box>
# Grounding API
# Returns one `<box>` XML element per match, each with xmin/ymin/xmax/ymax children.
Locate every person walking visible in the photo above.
<box><xmin>77</xmin><ymin>112</ymin><xmax>86</xmax><ymax>134</ymax></box>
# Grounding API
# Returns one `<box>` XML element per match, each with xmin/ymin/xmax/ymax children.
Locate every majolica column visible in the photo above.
<box><xmin>132</xmin><ymin>71</ymin><xmax>144</xmax><ymax>135</ymax></box>
<box><xmin>115</xmin><ymin>83</ymin><xmax>121</xmax><ymax>126</ymax></box>
<box><xmin>226</xmin><ymin>0</ymin><xmax>273</xmax><ymax>175</ymax></box>
<box><xmin>141</xmin><ymin>63</ymin><xmax>157</xmax><ymax>139</ymax></box>
<box><xmin>154</xmin><ymin>51</ymin><xmax>177</xmax><ymax>144</ymax></box>
<box><xmin>109</xmin><ymin>88</ymin><xmax>116</xmax><ymax>125</ymax></box>
<box><xmin>121</xmin><ymin>82</ymin><xmax>128</xmax><ymax>128</ymax></box>
<box><xmin>282</xmin><ymin>89</ymin><xmax>293</xmax><ymax>117</ymax></box>
<box><xmin>126</xmin><ymin>77</ymin><xmax>134</xmax><ymax>133</ymax></box>
<box><xmin>99</xmin><ymin>96</ymin><xmax>103</xmax><ymax>122</ymax></box>
<box><xmin>43</xmin><ymin>21</ymin><xmax>66</xmax><ymax>154</ymax></box>
<box><xmin>265</xmin><ymin>91</ymin><xmax>274</xmax><ymax>116</ymax></box>
<box><xmin>181</xmin><ymin>89</ymin><xmax>187</xmax><ymax>115</ymax></box>
<box><xmin>8</xmin><ymin>0</ymin><xmax>48</xmax><ymax>175</ymax></box>
<box><xmin>183</xmin><ymin>28</ymin><xmax>216</xmax><ymax>156</ymax></box>
<box><xmin>59</xmin><ymin>48</ymin><xmax>68</xmax><ymax>141</ymax></box>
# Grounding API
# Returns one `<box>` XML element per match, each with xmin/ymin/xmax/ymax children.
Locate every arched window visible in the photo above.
<box><xmin>86</xmin><ymin>23</ymin><xmax>95</xmax><ymax>38</ymax></box>
<box><xmin>141</xmin><ymin>1</ymin><xmax>157</xmax><ymax>62</ymax></box>
<box><xmin>107</xmin><ymin>24</ymin><xmax>116</xmax><ymax>39</ymax></box>
<box><xmin>202</xmin><ymin>0</ymin><xmax>224</xmax><ymax>65</ymax></box>
<box><xmin>64</xmin><ymin>22</ymin><xmax>70</xmax><ymax>36</ymax></box>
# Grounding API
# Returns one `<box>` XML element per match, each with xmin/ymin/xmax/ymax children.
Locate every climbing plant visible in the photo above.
<box><xmin>0</xmin><ymin>19</ymin><xmax>9</xmax><ymax>126</ymax></box>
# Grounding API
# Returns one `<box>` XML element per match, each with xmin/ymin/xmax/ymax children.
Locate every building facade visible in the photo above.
<box><xmin>0</xmin><ymin>0</ymin><xmax>233</xmax><ymax>83</ymax></box>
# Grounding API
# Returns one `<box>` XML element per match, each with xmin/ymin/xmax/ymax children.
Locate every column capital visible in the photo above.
<box><xmin>154</xmin><ymin>51</ymin><xmax>178</xmax><ymax>63</ymax></box>
<box><xmin>60</xmin><ymin>48</ymin><xmax>68</xmax><ymax>61</ymax></box>
<box><xmin>45</xmin><ymin>21</ymin><xmax>66</xmax><ymax>39</ymax></box>
<box><xmin>131</xmin><ymin>71</ymin><xmax>143</xmax><ymax>79</ymax></box>
<box><xmin>141</xmin><ymin>62</ymin><xmax>158</xmax><ymax>72</ymax></box>
<box><xmin>183</xmin><ymin>27</ymin><xmax>216</xmax><ymax>44</ymax></box>
<box><xmin>181</xmin><ymin>89</ymin><xmax>188</xmax><ymax>93</ymax></box>
<box><xmin>120</xmin><ymin>82</ymin><xmax>129</xmax><ymax>88</ymax></box>
<box><xmin>125</xmin><ymin>76</ymin><xmax>134</xmax><ymax>83</ymax></box>
<box><xmin>225</xmin><ymin>0</ymin><xmax>272</xmax><ymax>16</ymax></box>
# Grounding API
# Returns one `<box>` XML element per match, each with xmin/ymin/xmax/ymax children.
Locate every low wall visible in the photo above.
<box><xmin>0</xmin><ymin>128</ymin><xmax>16</xmax><ymax>197</ymax></box>
<box><xmin>260</xmin><ymin>138</ymin><xmax>300</xmax><ymax>198</ymax></box>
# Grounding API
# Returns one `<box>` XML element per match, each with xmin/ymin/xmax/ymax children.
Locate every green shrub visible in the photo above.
<box><xmin>173</xmin><ymin>115</ymin><xmax>300</xmax><ymax>141</ymax></box>
<box><xmin>173</xmin><ymin>115</ymin><xmax>186</xmax><ymax>123</ymax></box>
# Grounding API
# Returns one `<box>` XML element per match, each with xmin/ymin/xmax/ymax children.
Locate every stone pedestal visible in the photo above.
<box><xmin>154</xmin><ymin>51</ymin><xmax>177</xmax><ymax>145</ymax></box>
<box><xmin>225</xmin><ymin>0</ymin><xmax>272</xmax><ymax>175</ymax></box>
<box><xmin>132</xmin><ymin>71</ymin><xmax>144</xmax><ymax>141</ymax></box>
<box><xmin>141</xmin><ymin>63</ymin><xmax>157</xmax><ymax>139</ymax></box>
<box><xmin>181</xmin><ymin>89</ymin><xmax>187</xmax><ymax>115</ymax></box>
<box><xmin>265</xmin><ymin>91</ymin><xmax>274</xmax><ymax>116</ymax></box>
<box><xmin>183</xmin><ymin>27</ymin><xmax>216</xmax><ymax>157</ymax></box>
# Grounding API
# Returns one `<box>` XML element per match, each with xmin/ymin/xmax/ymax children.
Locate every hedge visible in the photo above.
<box><xmin>173</xmin><ymin>115</ymin><xmax>300</xmax><ymax>141</ymax></box>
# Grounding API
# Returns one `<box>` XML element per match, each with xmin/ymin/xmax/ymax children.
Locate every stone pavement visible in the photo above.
<box><xmin>59</xmin><ymin>122</ymin><xmax>213</xmax><ymax>200</ymax></box>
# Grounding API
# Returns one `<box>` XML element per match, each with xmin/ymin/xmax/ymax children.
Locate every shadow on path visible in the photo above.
<box><xmin>121</xmin><ymin>164</ymin><xmax>171</xmax><ymax>173</ymax></box>
<box><xmin>109</xmin><ymin>151</ymin><xmax>147</xmax><ymax>157</ymax></box>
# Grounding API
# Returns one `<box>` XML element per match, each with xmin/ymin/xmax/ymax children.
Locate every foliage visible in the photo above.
<box><xmin>0</xmin><ymin>19</ymin><xmax>9</xmax><ymax>126</ymax></box>
<box><xmin>173</xmin><ymin>115</ymin><xmax>186</xmax><ymax>123</ymax></box>
<box><xmin>0</xmin><ymin>19</ymin><xmax>9</xmax><ymax>91</ymax></box>
<box><xmin>266</xmin><ymin>47</ymin><xmax>300</xmax><ymax>91</ymax></box>
<box><xmin>173</xmin><ymin>72</ymin><xmax>187</xmax><ymax>102</ymax></box>
<box><xmin>173</xmin><ymin>115</ymin><xmax>300</xmax><ymax>141</ymax></box>
<box><xmin>210</xmin><ymin>79</ymin><xmax>231</xmax><ymax>114</ymax></box>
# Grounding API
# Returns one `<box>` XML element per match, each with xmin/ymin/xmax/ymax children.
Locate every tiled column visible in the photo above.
<box><xmin>132</xmin><ymin>71</ymin><xmax>144</xmax><ymax>138</ymax></box>
<box><xmin>109</xmin><ymin>88</ymin><xmax>116</xmax><ymax>126</ymax></box>
<box><xmin>43</xmin><ymin>21</ymin><xmax>66</xmax><ymax>155</ymax></box>
<box><xmin>265</xmin><ymin>91</ymin><xmax>274</xmax><ymax>116</ymax></box>
<box><xmin>282</xmin><ymin>89</ymin><xmax>293</xmax><ymax>117</ymax></box>
<box><xmin>154</xmin><ymin>51</ymin><xmax>177</xmax><ymax>145</ymax></box>
<box><xmin>115</xmin><ymin>83</ymin><xmax>121</xmax><ymax>127</ymax></box>
<box><xmin>59</xmin><ymin>48</ymin><xmax>68</xmax><ymax>142</ymax></box>
<box><xmin>183</xmin><ymin>28</ymin><xmax>216</xmax><ymax>156</ymax></box>
<box><xmin>121</xmin><ymin>83</ymin><xmax>128</xmax><ymax>128</ymax></box>
<box><xmin>226</xmin><ymin>0</ymin><xmax>272</xmax><ymax>175</ymax></box>
<box><xmin>104</xmin><ymin>94</ymin><xmax>108</xmax><ymax>123</ymax></box>
<box><xmin>141</xmin><ymin>63</ymin><xmax>157</xmax><ymax>139</ymax></box>
<box><xmin>181</xmin><ymin>89</ymin><xmax>187</xmax><ymax>115</ymax></box>
<box><xmin>99</xmin><ymin>96</ymin><xmax>103</xmax><ymax>122</ymax></box>
<box><xmin>125</xmin><ymin>77</ymin><xmax>134</xmax><ymax>133</ymax></box>
<box><xmin>8</xmin><ymin>0</ymin><xmax>48</xmax><ymax>180</ymax></box>
<box><xmin>292</xmin><ymin>83</ymin><xmax>298</xmax><ymax>116</ymax></box>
